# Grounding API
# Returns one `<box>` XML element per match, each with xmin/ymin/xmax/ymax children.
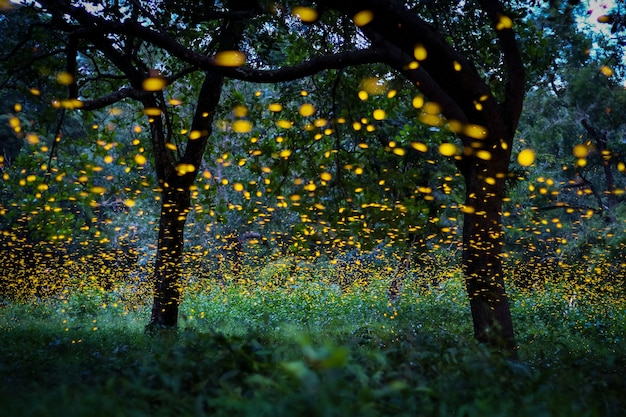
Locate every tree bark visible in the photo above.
<box><xmin>148</xmin><ymin>184</ymin><xmax>190</xmax><ymax>328</ymax></box>
<box><xmin>145</xmin><ymin>72</ymin><xmax>223</xmax><ymax>330</ymax></box>
<box><xmin>461</xmin><ymin>152</ymin><xmax>517</xmax><ymax>356</ymax></box>
<box><xmin>146</xmin><ymin>0</ymin><xmax>247</xmax><ymax>330</ymax></box>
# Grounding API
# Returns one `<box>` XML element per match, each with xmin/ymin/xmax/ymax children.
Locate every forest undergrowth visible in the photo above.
<box><xmin>0</xmin><ymin>258</ymin><xmax>625</xmax><ymax>417</ymax></box>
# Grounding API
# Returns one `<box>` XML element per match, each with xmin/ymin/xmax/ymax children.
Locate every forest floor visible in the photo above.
<box><xmin>0</xmin><ymin>273</ymin><xmax>625</xmax><ymax>417</ymax></box>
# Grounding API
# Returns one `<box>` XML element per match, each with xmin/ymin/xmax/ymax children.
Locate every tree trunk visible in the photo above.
<box><xmin>461</xmin><ymin>156</ymin><xmax>517</xmax><ymax>356</ymax></box>
<box><xmin>147</xmin><ymin>183</ymin><xmax>190</xmax><ymax>329</ymax></box>
<box><xmin>145</xmin><ymin>0</ymin><xmax>249</xmax><ymax>330</ymax></box>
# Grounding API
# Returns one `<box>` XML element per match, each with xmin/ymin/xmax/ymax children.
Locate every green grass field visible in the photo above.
<box><xmin>1</xmin><ymin>268</ymin><xmax>625</xmax><ymax>417</ymax></box>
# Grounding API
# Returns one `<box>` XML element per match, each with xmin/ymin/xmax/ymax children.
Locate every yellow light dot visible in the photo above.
<box><xmin>276</xmin><ymin>120</ymin><xmax>293</xmax><ymax>129</ymax></box>
<box><xmin>268</xmin><ymin>103</ymin><xmax>283</xmax><ymax>112</ymax></box>
<box><xmin>134</xmin><ymin>154</ymin><xmax>147</xmax><ymax>165</ymax></box>
<box><xmin>90</xmin><ymin>186</ymin><xmax>107</xmax><ymax>194</ymax></box>
<box><xmin>439</xmin><ymin>143</ymin><xmax>457</xmax><ymax>156</ymax></box>
<box><xmin>517</xmin><ymin>149</ymin><xmax>535</xmax><ymax>166</ymax></box>
<box><xmin>406</xmin><ymin>61</ymin><xmax>419</xmax><ymax>70</ymax></box>
<box><xmin>413</xmin><ymin>44</ymin><xmax>427</xmax><ymax>61</ymax></box>
<box><xmin>176</xmin><ymin>163</ymin><xmax>195</xmax><ymax>175</ymax></box>
<box><xmin>142</xmin><ymin>77</ymin><xmax>167</xmax><ymax>92</ymax></box>
<box><xmin>232</xmin><ymin>105</ymin><xmax>248</xmax><ymax>117</ymax></box>
<box><xmin>143</xmin><ymin>107</ymin><xmax>162</xmax><ymax>117</ymax></box>
<box><xmin>124</xmin><ymin>199</ymin><xmax>136</xmax><ymax>207</ymax></box>
<box><xmin>25</xmin><ymin>134</ymin><xmax>40</xmax><ymax>145</ymax></box>
<box><xmin>423</xmin><ymin>102</ymin><xmax>441</xmax><ymax>115</ymax></box>
<box><xmin>233</xmin><ymin>183</ymin><xmax>244</xmax><ymax>192</ymax></box>
<box><xmin>412</xmin><ymin>95</ymin><xmax>424</xmax><ymax>109</ymax></box>
<box><xmin>232</xmin><ymin>120</ymin><xmax>253</xmax><ymax>133</ymax></box>
<box><xmin>13</xmin><ymin>103</ymin><xmax>22</xmax><ymax>112</ymax></box>
<box><xmin>298</xmin><ymin>103</ymin><xmax>315</xmax><ymax>117</ymax></box>
<box><xmin>373</xmin><ymin>109</ymin><xmax>386</xmax><ymax>120</ymax></box>
<box><xmin>573</xmin><ymin>144</ymin><xmax>588</xmax><ymax>158</ymax></box>
<box><xmin>60</xmin><ymin>99</ymin><xmax>83</xmax><ymax>109</ymax></box>
<box><xmin>392</xmin><ymin>148</ymin><xmax>406</xmax><ymax>156</ymax></box>
<box><xmin>353</xmin><ymin>10</ymin><xmax>374</xmax><ymax>27</ymax></box>
<box><xmin>453</xmin><ymin>61</ymin><xmax>462</xmax><ymax>71</ymax></box>
<box><xmin>189</xmin><ymin>130</ymin><xmax>203</xmax><ymax>140</ymax></box>
<box><xmin>600</xmin><ymin>65</ymin><xmax>613</xmax><ymax>77</ymax></box>
<box><xmin>104</xmin><ymin>155</ymin><xmax>113</xmax><ymax>164</ymax></box>
<box><xmin>214</xmin><ymin>50</ymin><xmax>246</xmax><ymax>67</ymax></box>
<box><xmin>320</xmin><ymin>172</ymin><xmax>332</xmax><ymax>181</ymax></box>
<box><xmin>411</xmin><ymin>142</ymin><xmax>427</xmax><ymax>152</ymax></box>
<box><xmin>464</xmin><ymin>124</ymin><xmax>488</xmax><ymax>139</ymax></box>
<box><xmin>496</xmin><ymin>14</ymin><xmax>513</xmax><ymax>30</ymax></box>
<box><xmin>419</xmin><ymin>113</ymin><xmax>442</xmax><ymax>127</ymax></box>
<box><xmin>358</xmin><ymin>90</ymin><xmax>369</xmax><ymax>101</ymax></box>
<box><xmin>476</xmin><ymin>150</ymin><xmax>492</xmax><ymax>160</ymax></box>
<box><xmin>56</xmin><ymin>72</ymin><xmax>74</xmax><ymax>86</ymax></box>
<box><xmin>292</xmin><ymin>6</ymin><xmax>318</xmax><ymax>22</ymax></box>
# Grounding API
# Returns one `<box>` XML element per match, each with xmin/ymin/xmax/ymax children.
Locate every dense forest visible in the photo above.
<box><xmin>1</xmin><ymin>0</ymin><xmax>625</xmax><ymax>415</ymax></box>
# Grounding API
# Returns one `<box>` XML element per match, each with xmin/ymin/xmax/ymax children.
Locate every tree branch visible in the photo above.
<box><xmin>35</xmin><ymin>1</ymin><xmax>395</xmax><ymax>83</ymax></box>
<box><xmin>225</xmin><ymin>48</ymin><xmax>390</xmax><ymax>82</ymax></box>
<box><xmin>318</xmin><ymin>0</ymin><xmax>502</xmax><ymax>145</ymax></box>
<box><xmin>79</xmin><ymin>87</ymin><xmax>149</xmax><ymax>111</ymax></box>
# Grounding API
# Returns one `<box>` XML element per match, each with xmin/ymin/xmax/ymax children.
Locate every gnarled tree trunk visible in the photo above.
<box><xmin>148</xmin><ymin>183</ymin><xmax>190</xmax><ymax>328</ymax></box>
<box><xmin>145</xmin><ymin>71</ymin><xmax>223</xmax><ymax>330</ymax></box>
<box><xmin>461</xmin><ymin>152</ymin><xmax>516</xmax><ymax>355</ymax></box>
<box><xmin>146</xmin><ymin>0</ymin><xmax>248</xmax><ymax>329</ymax></box>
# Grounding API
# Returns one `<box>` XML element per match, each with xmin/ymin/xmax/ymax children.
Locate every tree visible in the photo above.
<box><xmin>6</xmin><ymin>0</ymin><xmax>537</xmax><ymax>354</ymax></box>
<box><xmin>315</xmin><ymin>1</ymin><xmax>525</xmax><ymax>353</ymax></box>
<box><xmin>37</xmin><ymin>0</ymin><xmax>257</xmax><ymax>329</ymax></box>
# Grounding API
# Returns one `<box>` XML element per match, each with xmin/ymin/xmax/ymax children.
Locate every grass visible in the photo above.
<box><xmin>0</xmin><ymin>267</ymin><xmax>625</xmax><ymax>417</ymax></box>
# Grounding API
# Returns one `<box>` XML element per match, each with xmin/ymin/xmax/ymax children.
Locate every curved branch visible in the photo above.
<box><xmin>224</xmin><ymin>48</ymin><xmax>389</xmax><ymax>82</ymax></box>
<box><xmin>79</xmin><ymin>87</ymin><xmax>149</xmax><ymax>110</ymax></box>
<box><xmin>37</xmin><ymin>1</ymin><xmax>393</xmax><ymax>82</ymax></box>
